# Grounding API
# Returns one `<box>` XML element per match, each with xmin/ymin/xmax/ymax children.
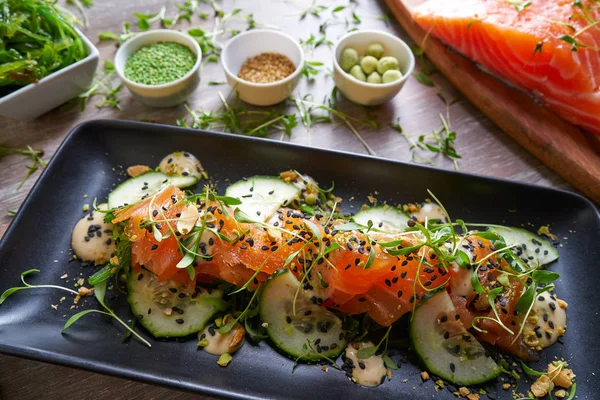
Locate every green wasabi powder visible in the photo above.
<box><xmin>124</xmin><ymin>42</ymin><xmax>196</xmax><ymax>85</ymax></box>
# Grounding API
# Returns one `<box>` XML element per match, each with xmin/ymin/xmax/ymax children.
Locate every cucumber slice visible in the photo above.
<box><xmin>259</xmin><ymin>269</ymin><xmax>346</xmax><ymax>361</ymax></box>
<box><xmin>410</xmin><ymin>290</ymin><xmax>500</xmax><ymax>385</ymax></box>
<box><xmin>487</xmin><ymin>225</ymin><xmax>559</xmax><ymax>268</ymax></box>
<box><xmin>108</xmin><ymin>172</ymin><xmax>199</xmax><ymax>209</ymax></box>
<box><xmin>127</xmin><ymin>270</ymin><xmax>223</xmax><ymax>338</ymax></box>
<box><xmin>108</xmin><ymin>172</ymin><xmax>170</xmax><ymax>209</ymax></box>
<box><xmin>168</xmin><ymin>175</ymin><xmax>198</xmax><ymax>189</ymax></box>
<box><xmin>225</xmin><ymin>176</ymin><xmax>301</xmax><ymax>222</ymax></box>
<box><xmin>353</xmin><ymin>206</ymin><xmax>410</xmax><ymax>232</ymax></box>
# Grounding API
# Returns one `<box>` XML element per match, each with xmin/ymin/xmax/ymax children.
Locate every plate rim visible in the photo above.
<box><xmin>1</xmin><ymin>119</ymin><xmax>598</xmax><ymax>399</ymax></box>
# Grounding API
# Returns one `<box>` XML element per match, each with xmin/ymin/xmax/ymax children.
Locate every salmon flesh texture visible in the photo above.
<box><xmin>412</xmin><ymin>0</ymin><xmax>600</xmax><ymax>135</ymax></box>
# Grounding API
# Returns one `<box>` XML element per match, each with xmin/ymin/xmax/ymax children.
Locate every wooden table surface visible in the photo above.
<box><xmin>0</xmin><ymin>0</ymin><xmax>574</xmax><ymax>398</ymax></box>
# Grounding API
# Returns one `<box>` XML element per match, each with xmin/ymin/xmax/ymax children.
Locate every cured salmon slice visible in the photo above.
<box><xmin>412</xmin><ymin>0</ymin><xmax>600</xmax><ymax>135</ymax></box>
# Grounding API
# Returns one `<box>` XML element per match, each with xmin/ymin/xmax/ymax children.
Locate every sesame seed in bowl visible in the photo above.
<box><xmin>221</xmin><ymin>30</ymin><xmax>304</xmax><ymax>106</ymax></box>
<box><xmin>238</xmin><ymin>53</ymin><xmax>296</xmax><ymax>84</ymax></box>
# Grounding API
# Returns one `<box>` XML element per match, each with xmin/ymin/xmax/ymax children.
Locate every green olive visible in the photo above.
<box><xmin>340</xmin><ymin>48</ymin><xmax>359</xmax><ymax>72</ymax></box>
<box><xmin>382</xmin><ymin>69</ymin><xmax>403</xmax><ymax>83</ymax></box>
<box><xmin>366</xmin><ymin>43</ymin><xmax>385</xmax><ymax>59</ymax></box>
<box><xmin>376</xmin><ymin>56</ymin><xmax>400</xmax><ymax>75</ymax></box>
<box><xmin>349</xmin><ymin>65</ymin><xmax>366</xmax><ymax>81</ymax></box>
<box><xmin>360</xmin><ymin>56</ymin><xmax>378</xmax><ymax>75</ymax></box>
<box><xmin>366</xmin><ymin>72</ymin><xmax>382</xmax><ymax>84</ymax></box>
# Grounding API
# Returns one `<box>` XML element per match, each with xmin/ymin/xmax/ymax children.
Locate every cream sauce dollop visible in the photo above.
<box><xmin>523</xmin><ymin>291</ymin><xmax>567</xmax><ymax>349</ymax></box>
<box><xmin>199</xmin><ymin>322</ymin><xmax>245</xmax><ymax>356</ymax></box>
<box><xmin>71</xmin><ymin>204</ymin><xmax>115</xmax><ymax>264</ymax></box>
<box><xmin>344</xmin><ymin>341</ymin><xmax>388</xmax><ymax>387</ymax></box>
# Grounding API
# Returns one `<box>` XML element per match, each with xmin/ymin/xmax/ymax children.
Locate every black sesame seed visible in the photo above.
<box><xmin>175</xmin><ymin>319</ymin><xmax>184</xmax><ymax>324</ymax></box>
<box><xmin>450</xmin><ymin>363</ymin><xmax>455</xmax><ymax>372</ymax></box>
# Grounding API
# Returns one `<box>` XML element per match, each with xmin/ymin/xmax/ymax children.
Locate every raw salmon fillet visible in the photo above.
<box><xmin>412</xmin><ymin>0</ymin><xmax>600</xmax><ymax>135</ymax></box>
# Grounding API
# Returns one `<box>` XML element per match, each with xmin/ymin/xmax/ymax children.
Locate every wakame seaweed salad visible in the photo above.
<box><xmin>0</xmin><ymin>0</ymin><xmax>88</xmax><ymax>93</ymax></box>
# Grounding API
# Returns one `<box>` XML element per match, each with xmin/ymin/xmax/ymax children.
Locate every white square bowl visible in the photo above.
<box><xmin>0</xmin><ymin>29</ymin><xmax>99</xmax><ymax>120</ymax></box>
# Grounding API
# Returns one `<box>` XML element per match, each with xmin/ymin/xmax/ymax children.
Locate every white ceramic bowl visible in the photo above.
<box><xmin>0</xmin><ymin>28</ymin><xmax>99</xmax><ymax>120</ymax></box>
<box><xmin>333</xmin><ymin>30</ymin><xmax>415</xmax><ymax>106</ymax></box>
<box><xmin>115</xmin><ymin>30</ymin><xmax>201</xmax><ymax>108</ymax></box>
<box><xmin>221</xmin><ymin>30</ymin><xmax>304</xmax><ymax>106</ymax></box>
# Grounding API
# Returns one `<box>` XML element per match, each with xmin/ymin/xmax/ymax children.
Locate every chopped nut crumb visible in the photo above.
<box><xmin>51</xmin><ymin>304</ymin><xmax>58</xmax><ymax>310</ymax></box>
<box><xmin>279</xmin><ymin>170</ymin><xmax>298</xmax><ymax>183</ymax></box>
<box><xmin>217</xmin><ymin>353</ymin><xmax>233</xmax><ymax>367</ymax></box>
<box><xmin>459</xmin><ymin>387</ymin><xmax>470</xmax><ymax>397</ymax></box>
<box><xmin>78</xmin><ymin>287</ymin><xmax>92</xmax><ymax>296</ymax></box>
<box><xmin>502</xmin><ymin>383</ymin><xmax>511</xmax><ymax>390</ymax></box>
<box><xmin>548</xmin><ymin>364</ymin><xmax>575</xmax><ymax>389</ymax></box>
<box><xmin>60</xmin><ymin>274</ymin><xmax>68</xmax><ymax>279</ymax></box>
<box><xmin>531</xmin><ymin>375</ymin><xmax>554</xmax><ymax>398</ymax></box>
<box><xmin>555</xmin><ymin>389</ymin><xmax>567</xmax><ymax>398</ymax></box>
<box><xmin>557</xmin><ymin>299</ymin><xmax>568</xmax><ymax>309</ymax></box>
<box><xmin>466</xmin><ymin>394</ymin><xmax>479</xmax><ymax>400</ymax></box>
<box><xmin>420</xmin><ymin>371</ymin><xmax>430</xmax><ymax>381</ymax></box>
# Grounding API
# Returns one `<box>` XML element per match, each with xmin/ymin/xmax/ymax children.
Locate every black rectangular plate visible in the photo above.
<box><xmin>0</xmin><ymin>120</ymin><xmax>598</xmax><ymax>399</ymax></box>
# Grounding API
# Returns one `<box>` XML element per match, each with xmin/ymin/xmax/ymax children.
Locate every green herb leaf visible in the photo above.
<box><xmin>471</xmin><ymin>267</ymin><xmax>486</xmax><ymax>293</ymax></box>
<box><xmin>94</xmin><ymin>280</ymin><xmax>107</xmax><ymax>306</ymax></box>
<box><xmin>356</xmin><ymin>346</ymin><xmax>378</xmax><ymax>359</ymax></box>
<box><xmin>386</xmin><ymin>244</ymin><xmax>423</xmax><ymax>256</ymax></box>
<box><xmin>413</xmin><ymin>72</ymin><xmax>435</xmax><ymax>87</ymax></box>
<box><xmin>455</xmin><ymin>250</ymin><xmax>471</xmax><ymax>269</ymax></box>
<box><xmin>382</xmin><ymin>354</ymin><xmax>398</xmax><ymax>370</ymax></box>
<box><xmin>88</xmin><ymin>264</ymin><xmax>113</xmax><ymax>286</ymax></box>
<box><xmin>0</xmin><ymin>287</ymin><xmax>28</xmax><ymax>305</ymax></box>
<box><xmin>515</xmin><ymin>284</ymin><xmax>536</xmax><ymax>314</ymax></box>
<box><xmin>532</xmin><ymin>270</ymin><xmax>560</xmax><ymax>284</ymax></box>
<box><xmin>520</xmin><ymin>361</ymin><xmax>547</xmax><ymax>377</ymax></box>
<box><xmin>62</xmin><ymin>309</ymin><xmax>107</xmax><ymax>332</ymax></box>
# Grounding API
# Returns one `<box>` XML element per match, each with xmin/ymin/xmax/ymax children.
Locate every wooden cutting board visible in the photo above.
<box><xmin>385</xmin><ymin>0</ymin><xmax>600</xmax><ymax>204</ymax></box>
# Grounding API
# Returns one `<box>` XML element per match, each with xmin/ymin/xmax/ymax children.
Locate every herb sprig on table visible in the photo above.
<box><xmin>0</xmin><ymin>146</ymin><xmax>47</xmax><ymax>189</ymax></box>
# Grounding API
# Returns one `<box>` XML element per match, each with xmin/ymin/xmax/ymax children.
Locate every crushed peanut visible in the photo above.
<box><xmin>459</xmin><ymin>387</ymin><xmax>470</xmax><ymax>397</ymax></box>
<box><xmin>530</xmin><ymin>375</ymin><xmax>554</xmax><ymax>398</ymax></box>
<box><xmin>548</xmin><ymin>364</ymin><xmax>575</xmax><ymax>389</ymax></box>
<box><xmin>420</xmin><ymin>371</ymin><xmax>430</xmax><ymax>381</ymax></box>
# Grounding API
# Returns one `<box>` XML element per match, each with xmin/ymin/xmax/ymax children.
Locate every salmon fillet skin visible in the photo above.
<box><xmin>412</xmin><ymin>0</ymin><xmax>600</xmax><ymax>135</ymax></box>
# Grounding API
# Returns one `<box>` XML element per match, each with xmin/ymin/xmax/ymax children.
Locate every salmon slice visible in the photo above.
<box><xmin>412</xmin><ymin>0</ymin><xmax>600</xmax><ymax>135</ymax></box>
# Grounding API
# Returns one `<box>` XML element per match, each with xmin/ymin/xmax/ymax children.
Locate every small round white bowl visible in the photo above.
<box><xmin>115</xmin><ymin>30</ymin><xmax>201</xmax><ymax>108</ymax></box>
<box><xmin>333</xmin><ymin>30</ymin><xmax>415</xmax><ymax>106</ymax></box>
<box><xmin>221</xmin><ymin>30</ymin><xmax>304</xmax><ymax>106</ymax></box>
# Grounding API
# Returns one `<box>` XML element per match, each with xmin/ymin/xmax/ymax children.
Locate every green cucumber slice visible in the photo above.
<box><xmin>108</xmin><ymin>172</ymin><xmax>170</xmax><ymax>209</ymax></box>
<box><xmin>225</xmin><ymin>176</ymin><xmax>301</xmax><ymax>222</ymax></box>
<box><xmin>259</xmin><ymin>269</ymin><xmax>346</xmax><ymax>361</ymax></box>
<box><xmin>168</xmin><ymin>175</ymin><xmax>198</xmax><ymax>189</ymax></box>
<box><xmin>108</xmin><ymin>172</ymin><xmax>199</xmax><ymax>209</ymax></box>
<box><xmin>410</xmin><ymin>290</ymin><xmax>500</xmax><ymax>385</ymax></box>
<box><xmin>353</xmin><ymin>206</ymin><xmax>410</xmax><ymax>232</ymax></box>
<box><xmin>487</xmin><ymin>225</ymin><xmax>559</xmax><ymax>268</ymax></box>
<box><xmin>127</xmin><ymin>270</ymin><xmax>223</xmax><ymax>338</ymax></box>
